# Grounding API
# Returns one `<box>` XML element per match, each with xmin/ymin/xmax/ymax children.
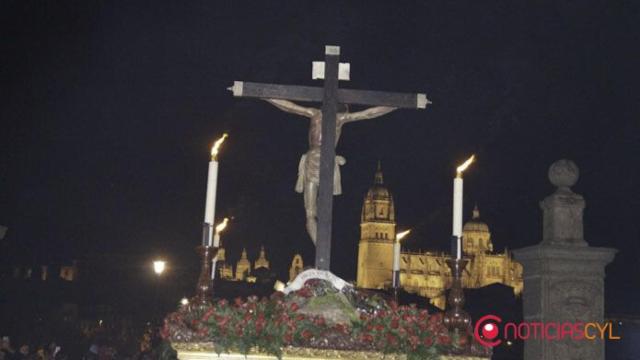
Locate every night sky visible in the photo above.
<box><xmin>1</xmin><ymin>1</ymin><xmax>638</xmax><ymax>313</ymax></box>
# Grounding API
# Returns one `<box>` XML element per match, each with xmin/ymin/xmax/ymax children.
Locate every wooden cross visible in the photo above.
<box><xmin>229</xmin><ymin>45</ymin><xmax>429</xmax><ymax>270</ymax></box>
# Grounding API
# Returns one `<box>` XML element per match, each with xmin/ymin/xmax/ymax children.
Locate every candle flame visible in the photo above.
<box><xmin>211</xmin><ymin>133</ymin><xmax>229</xmax><ymax>160</ymax></box>
<box><xmin>215</xmin><ymin>217</ymin><xmax>229</xmax><ymax>234</ymax></box>
<box><xmin>456</xmin><ymin>154</ymin><xmax>476</xmax><ymax>176</ymax></box>
<box><xmin>396</xmin><ymin>229</ymin><xmax>411</xmax><ymax>242</ymax></box>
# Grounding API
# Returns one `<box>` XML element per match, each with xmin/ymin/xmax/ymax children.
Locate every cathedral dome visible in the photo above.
<box><xmin>463</xmin><ymin>205</ymin><xmax>489</xmax><ymax>233</ymax></box>
<box><xmin>366</xmin><ymin>163</ymin><xmax>391</xmax><ymax>200</ymax></box>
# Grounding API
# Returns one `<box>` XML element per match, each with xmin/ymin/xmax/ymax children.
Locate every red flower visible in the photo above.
<box><xmin>313</xmin><ymin>316</ymin><xmax>326</xmax><ymax>326</ymax></box>
<box><xmin>217</xmin><ymin>316</ymin><xmax>229</xmax><ymax>328</ymax></box>
<box><xmin>423</xmin><ymin>336</ymin><xmax>434</xmax><ymax>347</ymax></box>
<box><xmin>385</xmin><ymin>333</ymin><xmax>398</xmax><ymax>345</ymax></box>
<box><xmin>202</xmin><ymin>308</ymin><xmax>215</xmax><ymax>321</ymax></box>
<box><xmin>409</xmin><ymin>335</ymin><xmax>420</xmax><ymax>349</ymax></box>
<box><xmin>437</xmin><ymin>335</ymin><xmax>451</xmax><ymax>345</ymax></box>
<box><xmin>301</xmin><ymin>329</ymin><xmax>313</xmax><ymax>340</ymax></box>
<box><xmin>390</xmin><ymin>318</ymin><xmax>399</xmax><ymax>329</ymax></box>
<box><xmin>429</xmin><ymin>313</ymin><xmax>443</xmax><ymax>325</ymax></box>
<box><xmin>360</xmin><ymin>333</ymin><xmax>374</xmax><ymax>342</ymax></box>
<box><xmin>290</xmin><ymin>302</ymin><xmax>299</xmax><ymax>312</ymax></box>
<box><xmin>458</xmin><ymin>335</ymin><xmax>469</xmax><ymax>347</ymax></box>
<box><xmin>297</xmin><ymin>287</ymin><xmax>312</xmax><ymax>298</ymax></box>
<box><xmin>234</xmin><ymin>297</ymin><xmax>244</xmax><ymax>306</ymax></box>
<box><xmin>284</xmin><ymin>332</ymin><xmax>293</xmax><ymax>343</ymax></box>
<box><xmin>295</xmin><ymin>314</ymin><xmax>305</xmax><ymax>321</ymax></box>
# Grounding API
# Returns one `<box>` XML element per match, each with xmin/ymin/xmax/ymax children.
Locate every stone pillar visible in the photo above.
<box><xmin>513</xmin><ymin>160</ymin><xmax>617</xmax><ymax>360</ymax></box>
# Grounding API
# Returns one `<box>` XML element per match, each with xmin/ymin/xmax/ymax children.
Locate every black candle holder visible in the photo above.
<box><xmin>443</xmin><ymin>258</ymin><xmax>471</xmax><ymax>333</ymax></box>
<box><xmin>194</xmin><ymin>245</ymin><xmax>218</xmax><ymax>306</ymax></box>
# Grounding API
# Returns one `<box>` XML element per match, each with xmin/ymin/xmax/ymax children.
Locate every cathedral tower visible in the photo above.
<box><xmin>254</xmin><ymin>246</ymin><xmax>270</xmax><ymax>270</ymax></box>
<box><xmin>357</xmin><ymin>162</ymin><xmax>396</xmax><ymax>289</ymax></box>
<box><xmin>235</xmin><ymin>248</ymin><xmax>251</xmax><ymax>281</ymax></box>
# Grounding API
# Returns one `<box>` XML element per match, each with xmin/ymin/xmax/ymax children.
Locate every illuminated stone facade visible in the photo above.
<box><xmin>216</xmin><ymin>245</ymin><xmax>272</xmax><ymax>282</ymax></box>
<box><xmin>254</xmin><ymin>246</ymin><xmax>270</xmax><ymax>270</ymax></box>
<box><xmin>356</xmin><ymin>165</ymin><xmax>523</xmax><ymax>309</ymax></box>
<box><xmin>289</xmin><ymin>254</ymin><xmax>304</xmax><ymax>282</ymax></box>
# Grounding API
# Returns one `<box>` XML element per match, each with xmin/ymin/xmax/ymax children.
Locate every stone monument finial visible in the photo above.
<box><xmin>548</xmin><ymin>159</ymin><xmax>579</xmax><ymax>191</ymax></box>
<box><xmin>541</xmin><ymin>159</ymin><xmax>587</xmax><ymax>246</ymax></box>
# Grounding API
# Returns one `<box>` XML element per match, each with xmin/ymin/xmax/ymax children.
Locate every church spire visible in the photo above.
<box><xmin>472</xmin><ymin>204</ymin><xmax>480</xmax><ymax>219</ymax></box>
<box><xmin>374</xmin><ymin>161</ymin><xmax>384</xmax><ymax>184</ymax></box>
<box><xmin>254</xmin><ymin>245</ymin><xmax>270</xmax><ymax>270</ymax></box>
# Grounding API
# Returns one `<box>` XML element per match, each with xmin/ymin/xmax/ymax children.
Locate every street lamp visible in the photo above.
<box><xmin>152</xmin><ymin>260</ymin><xmax>166</xmax><ymax>324</ymax></box>
<box><xmin>153</xmin><ymin>260</ymin><xmax>166</xmax><ymax>275</ymax></box>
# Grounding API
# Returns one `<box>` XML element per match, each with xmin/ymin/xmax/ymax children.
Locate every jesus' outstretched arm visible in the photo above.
<box><xmin>264</xmin><ymin>99</ymin><xmax>317</xmax><ymax>118</ymax></box>
<box><xmin>341</xmin><ymin>106</ymin><xmax>397</xmax><ymax>123</ymax></box>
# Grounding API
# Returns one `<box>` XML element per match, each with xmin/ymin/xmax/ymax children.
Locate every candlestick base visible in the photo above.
<box><xmin>195</xmin><ymin>245</ymin><xmax>218</xmax><ymax>306</ymax></box>
<box><xmin>443</xmin><ymin>258</ymin><xmax>471</xmax><ymax>334</ymax></box>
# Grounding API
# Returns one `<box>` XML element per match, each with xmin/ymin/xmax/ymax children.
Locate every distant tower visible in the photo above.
<box><xmin>216</xmin><ymin>247</ymin><xmax>234</xmax><ymax>280</ymax></box>
<box><xmin>289</xmin><ymin>254</ymin><xmax>304</xmax><ymax>282</ymax></box>
<box><xmin>357</xmin><ymin>162</ymin><xmax>396</xmax><ymax>289</ymax></box>
<box><xmin>235</xmin><ymin>248</ymin><xmax>251</xmax><ymax>281</ymax></box>
<box><xmin>254</xmin><ymin>246</ymin><xmax>270</xmax><ymax>270</ymax></box>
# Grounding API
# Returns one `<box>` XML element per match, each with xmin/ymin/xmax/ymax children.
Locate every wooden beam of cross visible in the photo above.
<box><xmin>229</xmin><ymin>45</ymin><xmax>429</xmax><ymax>271</ymax></box>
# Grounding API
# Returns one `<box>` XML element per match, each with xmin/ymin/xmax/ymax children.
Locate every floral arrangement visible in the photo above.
<box><xmin>161</xmin><ymin>280</ymin><xmax>490</xmax><ymax>360</ymax></box>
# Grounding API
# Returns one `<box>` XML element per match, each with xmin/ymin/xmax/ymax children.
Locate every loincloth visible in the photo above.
<box><xmin>295</xmin><ymin>150</ymin><xmax>345</xmax><ymax>195</ymax></box>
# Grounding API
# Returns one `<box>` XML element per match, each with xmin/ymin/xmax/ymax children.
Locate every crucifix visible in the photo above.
<box><xmin>229</xmin><ymin>45</ymin><xmax>430</xmax><ymax>270</ymax></box>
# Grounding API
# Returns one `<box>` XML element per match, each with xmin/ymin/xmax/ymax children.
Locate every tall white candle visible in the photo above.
<box><xmin>211</xmin><ymin>256</ymin><xmax>218</xmax><ymax>280</ymax></box>
<box><xmin>211</xmin><ymin>218</ymin><xmax>229</xmax><ymax>280</ymax></box>
<box><xmin>452</xmin><ymin>155</ymin><xmax>475</xmax><ymax>260</ymax></box>
<box><xmin>203</xmin><ymin>134</ymin><xmax>228</xmax><ymax>247</ymax></box>
<box><xmin>393</xmin><ymin>241</ymin><xmax>401</xmax><ymax>272</ymax></box>
<box><xmin>453</xmin><ymin>176</ymin><xmax>463</xmax><ymax>238</ymax></box>
<box><xmin>393</xmin><ymin>230</ymin><xmax>410</xmax><ymax>287</ymax></box>
<box><xmin>212</xmin><ymin>233</ymin><xmax>221</xmax><ymax>248</ymax></box>
<box><xmin>212</xmin><ymin>218</ymin><xmax>229</xmax><ymax>248</ymax></box>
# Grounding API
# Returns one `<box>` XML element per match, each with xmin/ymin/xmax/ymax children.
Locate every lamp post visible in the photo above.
<box><xmin>152</xmin><ymin>260</ymin><xmax>166</xmax><ymax>323</ymax></box>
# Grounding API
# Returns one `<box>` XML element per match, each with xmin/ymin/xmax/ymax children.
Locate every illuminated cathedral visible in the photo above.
<box><xmin>356</xmin><ymin>163</ymin><xmax>523</xmax><ymax>309</ymax></box>
<box><xmin>216</xmin><ymin>245</ymin><xmax>271</xmax><ymax>283</ymax></box>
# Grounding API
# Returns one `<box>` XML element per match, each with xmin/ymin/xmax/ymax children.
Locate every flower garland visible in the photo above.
<box><xmin>162</xmin><ymin>281</ymin><xmax>490</xmax><ymax>360</ymax></box>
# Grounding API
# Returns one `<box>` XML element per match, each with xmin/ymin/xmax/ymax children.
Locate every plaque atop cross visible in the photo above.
<box><xmin>229</xmin><ymin>45</ymin><xmax>430</xmax><ymax>271</ymax></box>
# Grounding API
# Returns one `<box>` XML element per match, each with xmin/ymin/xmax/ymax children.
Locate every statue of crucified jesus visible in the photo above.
<box><xmin>264</xmin><ymin>99</ymin><xmax>397</xmax><ymax>245</ymax></box>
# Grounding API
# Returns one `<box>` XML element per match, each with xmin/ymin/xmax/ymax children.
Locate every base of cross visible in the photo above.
<box><xmin>163</xmin><ymin>270</ymin><xmax>491</xmax><ymax>360</ymax></box>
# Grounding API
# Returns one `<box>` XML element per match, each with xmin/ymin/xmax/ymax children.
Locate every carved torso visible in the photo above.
<box><xmin>308</xmin><ymin>109</ymin><xmax>347</xmax><ymax>149</ymax></box>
